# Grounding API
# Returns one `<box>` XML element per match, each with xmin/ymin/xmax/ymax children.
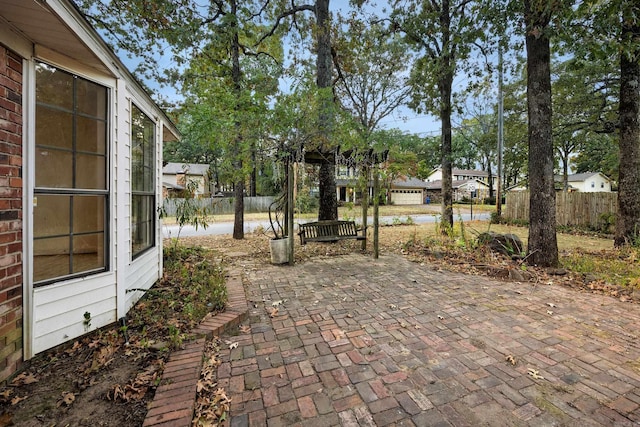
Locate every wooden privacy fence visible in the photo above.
<box><xmin>163</xmin><ymin>196</ymin><xmax>275</xmax><ymax>216</ymax></box>
<box><xmin>504</xmin><ymin>191</ymin><xmax>617</xmax><ymax>228</ymax></box>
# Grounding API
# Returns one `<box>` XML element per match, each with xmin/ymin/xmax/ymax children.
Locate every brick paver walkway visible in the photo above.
<box><xmin>219</xmin><ymin>254</ymin><xmax>640</xmax><ymax>427</ymax></box>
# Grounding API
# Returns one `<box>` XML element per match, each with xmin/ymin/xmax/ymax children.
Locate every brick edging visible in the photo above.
<box><xmin>142</xmin><ymin>269</ymin><xmax>248</xmax><ymax>427</ymax></box>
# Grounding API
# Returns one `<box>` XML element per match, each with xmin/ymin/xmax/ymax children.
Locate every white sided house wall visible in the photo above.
<box><xmin>29</xmin><ymin>55</ymin><xmax>167</xmax><ymax>355</ymax></box>
<box><xmin>570</xmin><ymin>173</ymin><xmax>612</xmax><ymax>193</ymax></box>
<box><xmin>0</xmin><ymin>0</ymin><xmax>178</xmax><ymax>363</ymax></box>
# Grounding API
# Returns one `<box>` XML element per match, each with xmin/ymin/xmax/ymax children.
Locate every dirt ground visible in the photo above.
<box><xmin>0</xmin><ymin>220</ymin><xmax>636</xmax><ymax>426</ymax></box>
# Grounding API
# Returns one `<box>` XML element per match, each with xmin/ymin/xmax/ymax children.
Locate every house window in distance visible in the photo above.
<box><xmin>131</xmin><ymin>104</ymin><xmax>155</xmax><ymax>258</ymax></box>
<box><xmin>33</xmin><ymin>62</ymin><xmax>108</xmax><ymax>285</ymax></box>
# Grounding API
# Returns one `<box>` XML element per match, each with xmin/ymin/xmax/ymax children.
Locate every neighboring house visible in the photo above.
<box><xmin>335</xmin><ymin>166</ymin><xmax>429</xmax><ymax>205</ymax></box>
<box><xmin>427</xmin><ymin>167</ymin><xmax>497</xmax><ymax>189</ymax></box>
<box><xmin>425</xmin><ymin>179</ymin><xmax>491</xmax><ymax>202</ymax></box>
<box><xmin>335</xmin><ymin>166</ymin><xmax>368</xmax><ymax>203</ymax></box>
<box><xmin>389</xmin><ymin>177</ymin><xmax>429</xmax><ymax>205</ymax></box>
<box><xmin>555</xmin><ymin>172</ymin><xmax>613</xmax><ymax>193</ymax></box>
<box><xmin>162</xmin><ymin>162</ymin><xmax>210</xmax><ymax>197</ymax></box>
<box><xmin>0</xmin><ymin>0</ymin><xmax>179</xmax><ymax>382</ymax></box>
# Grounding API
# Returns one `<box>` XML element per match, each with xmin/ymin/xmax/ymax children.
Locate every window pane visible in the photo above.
<box><xmin>36</xmin><ymin>148</ymin><xmax>73</xmax><ymax>188</ymax></box>
<box><xmin>34</xmin><ymin>195</ymin><xmax>70</xmax><ymax>238</ymax></box>
<box><xmin>131</xmin><ymin>104</ymin><xmax>156</xmax><ymax>258</ymax></box>
<box><xmin>132</xmin><ymin>162</ymin><xmax>143</xmax><ymax>191</ymax></box>
<box><xmin>76</xmin><ymin>153</ymin><xmax>106</xmax><ymax>189</ymax></box>
<box><xmin>34</xmin><ymin>237</ymin><xmax>70</xmax><ymax>282</ymax></box>
<box><xmin>34</xmin><ymin>62</ymin><xmax>109</xmax><ymax>285</ymax></box>
<box><xmin>73</xmin><ymin>195</ymin><xmax>105</xmax><ymax>234</ymax></box>
<box><xmin>36</xmin><ymin>106</ymin><xmax>73</xmax><ymax>149</ymax></box>
<box><xmin>72</xmin><ymin>233</ymin><xmax>105</xmax><ymax>273</ymax></box>
<box><xmin>77</xmin><ymin>116</ymin><xmax>106</xmax><ymax>154</ymax></box>
<box><xmin>132</xmin><ymin>195</ymin><xmax>154</xmax><ymax>256</ymax></box>
<box><xmin>35</xmin><ymin>63</ymin><xmax>73</xmax><ymax>110</ymax></box>
<box><xmin>144</xmin><ymin>166</ymin><xmax>153</xmax><ymax>192</ymax></box>
<box><xmin>77</xmin><ymin>79</ymin><xmax>107</xmax><ymax>119</ymax></box>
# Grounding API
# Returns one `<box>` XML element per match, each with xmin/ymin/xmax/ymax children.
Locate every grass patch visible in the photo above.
<box><xmin>561</xmin><ymin>248</ymin><xmax>640</xmax><ymax>289</ymax></box>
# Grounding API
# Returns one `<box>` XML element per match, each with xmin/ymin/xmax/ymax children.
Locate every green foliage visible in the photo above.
<box><xmin>83</xmin><ymin>311</ymin><xmax>91</xmax><ymax>330</ymax></box>
<box><xmin>163</xmin><ymin>178</ymin><xmax>209</xmax><ymax>244</ymax></box>
<box><xmin>391</xmin><ymin>216</ymin><xmax>415</xmax><ymax>226</ymax></box>
<box><xmin>163</xmin><ymin>244</ymin><xmax>228</xmax><ymax>315</ymax></box>
<box><xmin>295</xmin><ymin>187</ymin><xmax>318</xmax><ymax>214</ymax></box>
<box><xmin>596</xmin><ymin>212</ymin><xmax>616</xmax><ymax>234</ymax></box>
<box><xmin>341</xmin><ymin>202</ymin><xmax>357</xmax><ymax>222</ymax></box>
<box><xmin>167</xmin><ymin>325</ymin><xmax>184</xmax><ymax>351</ymax></box>
<box><xmin>490</xmin><ymin>211</ymin><xmax>502</xmax><ymax>224</ymax></box>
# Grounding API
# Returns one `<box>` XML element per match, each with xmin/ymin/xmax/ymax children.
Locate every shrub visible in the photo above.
<box><xmin>296</xmin><ymin>188</ymin><xmax>319</xmax><ymax>214</ymax></box>
<box><xmin>596</xmin><ymin>212</ymin><xmax>616</xmax><ymax>234</ymax></box>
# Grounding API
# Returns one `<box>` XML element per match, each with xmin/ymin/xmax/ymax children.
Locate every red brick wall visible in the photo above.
<box><xmin>0</xmin><ymin>44</ymin><xmax>23</xmax><ymax>383</ymax></box>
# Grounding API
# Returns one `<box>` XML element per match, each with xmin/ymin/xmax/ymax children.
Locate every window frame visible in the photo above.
<box><xmin>130</xmin><ymin>103</ymin><xmax>156</xmax><ymax>259</ymax></box>
<box><xmin>32</xmin><ymin>61</ymin><xmax>110</xmax><ymax>287</ymax></box>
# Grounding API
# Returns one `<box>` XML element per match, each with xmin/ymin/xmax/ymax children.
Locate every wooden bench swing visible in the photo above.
<box><xmin>271</xmin><ymin>148</ymin><xmax>386</xmax><ymax>264</ymax></box>
<box><xmin>298</xmin><ymin>220</ymin><xmax>366</xmax><ymax>245</ymax></box>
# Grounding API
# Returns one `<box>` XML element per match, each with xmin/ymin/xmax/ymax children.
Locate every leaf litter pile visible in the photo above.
<box><xmin>2</xmin><ymin>220</ymin><xmax>639</xmax><ymax>427</ymax></box>
<box><xmin>188</xmin><ymin>221</ymin><xmax>640</xmax><ymax>304</ymax></box>
<box><xmin>0</xmin><ymin>245</ymin><xmax>227</xmax><ymax>426</ymax></box>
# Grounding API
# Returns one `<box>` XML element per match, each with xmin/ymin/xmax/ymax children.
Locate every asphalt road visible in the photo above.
<box><xmin>162</xmin><ymin>212</ymin><xmax>491</xmax><ymax>238</ymax></box>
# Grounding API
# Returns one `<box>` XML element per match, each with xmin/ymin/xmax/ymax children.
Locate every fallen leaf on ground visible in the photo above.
<box><xmin>528</xmin><ymin>368</ymin><xmax>545</xmax><ymax>380</ymax></box>
<box><xmin>57</xmin><ymin>391</ymin><xmax>75</xmax><ymax>407</ymax></box>
<box><xmin>506</xmin><ymin>355</ymin><xmax>516</xmax><ymax>366</ymax></box>
<box><xmin>239</xmin><ymin>325</ymin><xmax>251</xmax><ymax>333</ymax></box>
<box><xmin>0</xmin><ymin>412</ymin><xmax>13</xmax><ymax>427</ymax></box>
<box><xmin>11</xmin><ymin>395</ymin><xmax>28</xmax><ymax>405</ymax></box>
<box><xmin>65</xmin><ymin>341</ymin><xmax>82</xmax><ymax>355</ymax></box>
<box><xmin>268</xmin><ymin>307</ymin><xmax>279</xmax><ymax>318</ymax></box>
<box><xmin>10</xmin><ymin>372</ymin><xmax>38</xmax><ymax>386</ymax></box>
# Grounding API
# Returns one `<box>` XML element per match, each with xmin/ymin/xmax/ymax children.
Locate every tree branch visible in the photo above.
<box><xmin>256</xmin><ymin>3</ymin><xmax>315</xmax><ymax>46</ymax></box>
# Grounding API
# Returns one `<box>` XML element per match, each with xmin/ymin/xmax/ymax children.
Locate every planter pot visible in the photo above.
<box><xmin>269</xmin><ymin>238</ymin><xmax>289</xmax><ymax>264</ymax></box>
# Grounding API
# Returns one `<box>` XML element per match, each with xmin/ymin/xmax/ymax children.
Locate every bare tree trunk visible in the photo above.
<box><xmin>615</xmin><ymin>9</ymin><xmax>640</xmax><ymax>246</ymax></box>
<box><xmin>524</xmin><ymin>0</ymin><xmax>558</xmax><ymax>266</ymax></box>
<box><xmin>231</xmin><ymin>0</ymin><xmax>244</xmax><ymax>239</ymax></box>
<box><xmin>562</xmin><ymin>155</ymin><xmax>569</xmax><ymax>192</ymax></box>
<box><xmin>316</xmin><ymin>0</ymin><xmax>338</xmax><ymax>221</ymax></box>
<box><xmin>250</xmin><ymin>143</ymin><xmax>257</xmax><ymax>197</ymax></box>
<box><xmin>441</xmin><ymin>103</ymin><xmax>454</xmax><ymax>230</ymax></box>
<box><xmin>439</xmin><ymin>0</ymin><xmax>454</xmax><ymax>231</ymax></box>
<box><xmin>486</xmin><ymin>159</ymin><xmax>494</xmax><ymax>199</ymax></box>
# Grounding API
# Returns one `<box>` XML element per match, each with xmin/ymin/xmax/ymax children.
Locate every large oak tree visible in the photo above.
<box><xmin>523</xmin><ymin>0</ymin><xmax>559</xmax><ymax>267</ymax></box>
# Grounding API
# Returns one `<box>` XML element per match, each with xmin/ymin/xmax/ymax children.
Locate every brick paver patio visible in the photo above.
<box><xmin>220</xmin><ymin>254</ymin><xmax>640</xmax><ymax>426</ymax></box>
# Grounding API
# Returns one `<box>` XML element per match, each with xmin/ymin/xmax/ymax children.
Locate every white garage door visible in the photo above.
<box><xmin>391</xmin><ymin>189</ymin><xmax>423</xmax><ymax>205</ymax></box>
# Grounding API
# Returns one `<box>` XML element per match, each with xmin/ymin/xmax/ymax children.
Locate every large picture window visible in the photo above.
<box><xmin>33</xmin><ymin>62</ymin><xmax>108</xmax><ymax>285</ymax></box>
<box><xmin>131</xmin><ymin>104</ymin><xmax>155</xmax><ymax>257</ymax></box>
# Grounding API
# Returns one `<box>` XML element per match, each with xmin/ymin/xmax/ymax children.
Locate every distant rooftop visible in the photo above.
<box><xmin>163</xmin><ymin>162</ymin><xmax>210</xmax><ymax>175</ymax></box>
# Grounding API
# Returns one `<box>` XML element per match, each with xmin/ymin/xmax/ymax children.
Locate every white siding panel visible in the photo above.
<box><xmin>115</xmin><ymin>79</ymin><xmax>129</xmax><ymax>318</ymax></box>
<box><xmin>32</xmin><ymin>274</ymin><xmax>117</xmax><ymax>353</ymax></box>
<box><xmin>125</xmin><ymin>248</ymin><xmax>161</xmax><ymax>312</ymax></box>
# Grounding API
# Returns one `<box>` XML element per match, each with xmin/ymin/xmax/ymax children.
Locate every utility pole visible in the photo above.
<box><xmin>496</xmin><ymin>45</ymin><xmax>504</xmax><ymax>217</ymax></box>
